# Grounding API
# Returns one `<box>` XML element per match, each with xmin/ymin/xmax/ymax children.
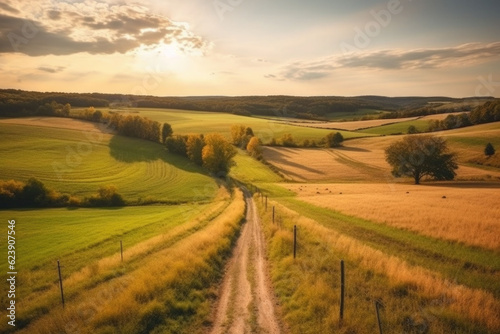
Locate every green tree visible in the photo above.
<box><xmin>161</xmin><ymin>123</ymin><xmax>173</xmax><ymax>143</ymax></box>
<box><xmin>485</xmin><ymin>143</ymin><xmax>496</xmax><ymax>157</ymax></box>
<box><xmin>385</xmin><ymin>135</ymin><xmax>458</xmax><ymax>185</ymax></box>
<box><xmin>325</xmin><ymin>132</ymin><xmax>344</xmax><ymax>148</ymax></box>
<box><xmin>202</xmin><ymin>134</ymin><xmax>236</xmax><ymax>175</ymax></box>
<box><xmin>186</xmin><ymin>134</ymin><xmax>205</xmax><ymax>166</ymax></box>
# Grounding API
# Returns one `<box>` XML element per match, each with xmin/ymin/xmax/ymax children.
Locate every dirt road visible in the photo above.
<box><xmin>210</xmin><ymin>191</ymin><xmax>281</xmax><ymax>334</ymax></box>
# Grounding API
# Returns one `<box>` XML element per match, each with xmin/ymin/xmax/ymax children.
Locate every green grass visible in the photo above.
<box><xmin>1</xmin><ymin>205</ymin><xmax>205</xmax><ymax>273</ymax></box>
<box><xmin>0</xmin><ymin>123</ymin><xmax>217</xmax><ymax>202</ymax></box>
<box><xmin>93</xmin><ymin>107</ymin><xmax>374</xmax><ymax>143</ymax></box>
<box><xmin>230</xmin><ymin>150</ymin><xmax>283</xmax><ymax>184</ymax></box>
<box><xmin>358</xmin><ymin>119</ymin><xmax>429</xmax><ymax>135</ymax></box>
<box><xmin>325</xmin><ymin>108</ymin><xmax>390</xmax><ymax>121</ymax></box>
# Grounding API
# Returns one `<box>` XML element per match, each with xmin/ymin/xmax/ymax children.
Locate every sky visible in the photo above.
<box><xmin>0</xmin><ymin>0</ymin><xmax>499</xmax><ymax>97</ymax></box>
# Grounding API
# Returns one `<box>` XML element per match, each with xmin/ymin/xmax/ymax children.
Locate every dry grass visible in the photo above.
<box><xmin>289</xmin><ymin>182</ymin><xmax>500</xmax><ymax>250</ymax></box>
<box><xmin>262</xmin><ymin>200</ymin><xmax>500</xmax><ymax>332</ymax></box>
<box><xmin>264</xmin><ymin>124</ymin><xmax>500</xmax><ymax>182</ymax></box>
<box><xmin>0</xmin><ymin>117</ymin><xmax>115</xmax><ymax>133</ymax></box>
<box><xmin>281</xmin><ymin>117</ymin><xmax>419</xmax><ymax>131</ymax></box>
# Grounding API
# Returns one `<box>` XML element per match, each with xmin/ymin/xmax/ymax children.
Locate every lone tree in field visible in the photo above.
<box><xmin>484</xmin><ymin>143</ymin><xmax>496</xmax><ymax>157</ymax></box>
<box><xmin>385</xmin><ymin>135</ymin><xmax>458</xmax><ymax>184</ymax></box>
<box><xmin>202</xmin><ymin>134</ymin><xmax>236</xmax><ymax>175</ymax></box>
<box><xmin>325</xmin><ymin>131</ymin><xmax>344</xmax><ymax>148</ymax></box>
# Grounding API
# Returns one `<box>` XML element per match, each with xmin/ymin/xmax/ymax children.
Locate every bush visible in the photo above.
<box><xmin>485</xmin><ymin>143</ymin><xmax>496</xmax><ymax>157</ymax></box>
<box><xmin>165</xmin><ymin>135</ymin><xmax>188</xmax><ymax>157</ymax></box>
<box><xmin>85</xmin><ymin>185</ymin><xmax>125</xmax><ymax>207</ymax></box>
<box><xmin>325</xmin><ymin>132</ymin><xmax>344</xmax><ymax>148</ymax></box>
<box><xmin>281</xmin><ymin>133</ymin><xmax>297</xmax><ymax>147</ymax></box>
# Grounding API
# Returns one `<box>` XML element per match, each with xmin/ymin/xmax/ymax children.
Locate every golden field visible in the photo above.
<box><xmin>286</xmin><ymin>182</ymin><xmax>500</xmax><ymax>250</ymax></box>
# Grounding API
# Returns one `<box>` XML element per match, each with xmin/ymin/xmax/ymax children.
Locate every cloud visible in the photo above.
<box><xmin>37</xmin><ymin>65</ymin><xmax>65</xmax><ymax>73</ymax></box>
<box><xmin>337</xmin><ymin>42</ymin><xmax>500</xmax><ymax>70</ymax></box>
<box><xmin>0</xmin><ymin>1</ymin><xmax>19</xmax><ymax>14</ymax></box>
<box><xmin>0</xmin><ymin>1</ymin><xmax>209</xmax><ymax>57</ymax></box>
<box><xmin>269</xmin><ymin>42</ymin><xmax>500</xmax><ymax>81</ymax></box>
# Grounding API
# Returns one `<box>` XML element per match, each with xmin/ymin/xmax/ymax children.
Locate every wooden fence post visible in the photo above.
<box><xmin>272</xmin><ymin>206</ymin><xmax>275</xmax><ymax>224</ymax></box>
<box><xmin>340</xmin><ymin>260</ymin><xmax>345</xmax><ymax>324</ymax></box>
<box><xmin>293</xmin><ymin>225</ymin><xmax>297</xmax><ymax>259</ymax></box>
<box><xmin>57</xmin><ymin>260</ymin><xmax>65</xmax><ymax>309</ymax></box>
<box><xmin>375</xmin><ymin>300</ymin><xmax>384</xmax><ymax>334</ymax></box>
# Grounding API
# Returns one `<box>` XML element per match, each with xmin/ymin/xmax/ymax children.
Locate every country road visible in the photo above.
<box><xmin>209</xmin><ymin>191</ymin><xmax>282</xmax><ymax>334</ymax></box>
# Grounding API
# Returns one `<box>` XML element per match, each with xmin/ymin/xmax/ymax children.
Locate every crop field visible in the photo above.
<box><xmin>287</xmin><ymin>182</ymin><xmax>500</xmax><ymax>250</ymax></box>
<box><xmin>279</xmin><ymin>117</ymin><xmax>419</xmax><ymax>131</ymax></box>
<box><xmin>89</xmin><ymin>107</ymin><xmax>374</xmax><ymax>143</ymax></box>
<box><xmin>263</xmin><ymin>122</ymin><xmax>500</xmax><ymax>182</ymax></box>
<box><xmin>0</xmin><ymin>121</ymin><xmax>217</xmax><ymax>202</ymax></box>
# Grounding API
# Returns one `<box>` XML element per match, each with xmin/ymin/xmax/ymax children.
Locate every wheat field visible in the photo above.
<box><xmin>287</xmin><ymin>182</ymin><xmax>500</xmax><ymax>250</ymax></box>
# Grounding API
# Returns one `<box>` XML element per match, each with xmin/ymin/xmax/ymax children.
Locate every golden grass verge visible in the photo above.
<box><xmin>274</xmin><ymin>201</ymin><xmax>500</xmax><ymax>330</ymax></box>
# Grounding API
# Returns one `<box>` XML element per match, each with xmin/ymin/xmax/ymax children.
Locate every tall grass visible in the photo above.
<box><xmin>258</xmin><ymin>198</ymin><xmax>498</xmax><ymax>333</ymax></box>
<box><xmin>12</xmin><ymin>189</ymin><xmax>245</xmax><ymax>334</ymax></box>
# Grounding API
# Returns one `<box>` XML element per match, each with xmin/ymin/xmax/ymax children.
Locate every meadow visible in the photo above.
<box><xmin>0</xmin><ymin>120</ymin><xmax>218</xmax><ymax>203</ymax></box>
<box><xmin>78</xmin><ymin>107</ymin><xmax>375</xmax><ymax>143</ymax></box>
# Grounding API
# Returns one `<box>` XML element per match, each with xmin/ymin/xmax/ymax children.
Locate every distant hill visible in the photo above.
<box><xmin>0</xmin><ymin>88</ymin><xmax>495</xmax><ymax>119</ymax></box>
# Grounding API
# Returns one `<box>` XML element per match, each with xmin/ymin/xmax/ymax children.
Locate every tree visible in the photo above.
<box><xmin>186</xmin><ymin>134</ymin><xmax>205</xmax><ymax>165</ymax></box>
<box><xmin>231</xmin><ymin>124</ymin><xmax>253</xmax><ymax>148</ymax></box>
<box><xmin>325</xmin><ymin>132</ymin><xmax>344</xmax><ymax>147</ymax></box>
<box><xmin>407</xmin><ymin>125</ymin><xmax>419</xmax><ymax>134</ymax></box>
<box><xmin>246</xmin><ymin>136</ymin><xmax>262</xmax><ymax>159</ymax></box>
<box><xmin>385</xmin><ymin>135</ymin><xmax>458</xmax><ymax>185</ymax></box>
<box><xmin>281</xmin><ymin>133</ymin><xmax>297</xmax><ymax>147</ymax></box>
<box><xmin>161</xmin><ymin>123</ymin><xmax>173</xmax><ymax>143</ymax></box>
<box><xmin>92</xmin><ymin>110</ymin><xmax>103</xmax><ymax>122</ymax></box>
<box><xmin>485</xmin><ymin>143</ymin><xmax>496</xmax><ymax>157</ymax></box>
<box><xmin>202</xmin><ymin>134</ymin><xmax>236</xmax><ymax>175</ymax></box>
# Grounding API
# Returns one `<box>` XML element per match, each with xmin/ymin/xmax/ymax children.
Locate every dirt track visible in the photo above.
<box><xmin>210</xmin><ymin>192</ymin><xmax>281</xmax><ymax>334</ymax></box>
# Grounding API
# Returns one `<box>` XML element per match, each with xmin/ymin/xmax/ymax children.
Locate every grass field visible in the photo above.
<box><xmin>84</xmin><ymin>107</ymin><xmax>374</xmax><ymax>143</ymax></box>
<box><xmin>324</xmin><ymin>108</ymin><xmax>390</xmax><ymax>120</ymax></box>
<box><xmin>263</xmin><ymin>122</ymin><xmax>500</xmax><ymax>182</ymax></box>
<box><xmin>0</xmin><ymin>187</ymin><xmax>242</xmax><ymax>334</ymax></box>
<box><xmin>0</xmin><ymin>121</ymin><xmax>217</xmax><ymax>202</ymax></box>
<box><xmin>254</xmin><ymin>122</ymin><xmax>500</xmax><ymax>333</ymax></box>
<box><xmin>257</xmin><ymin>197</ymin><xmax>500</xmax><ymax>333</ymax></box>
<box><xmin>357</xmin><ymin>118</ymin><xmax>430</xmax><ymax>135</ymax></box>
<box><xmin>2</xmin><ymin>111</ymin><xmax>500</xmax><ymax>333</ymax></box>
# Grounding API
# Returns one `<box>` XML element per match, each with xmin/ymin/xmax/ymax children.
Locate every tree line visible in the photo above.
<box><xmin>428</xmin><ymin>100</ymin><xmax>500</xmax><ymax>131</ymax></box>
<box><xmin>4</xmin><ymin>88</ymin><xmax>494</xmax><ymax>119</ymax></box>
<box><xmin>0</xmin><ymin>178</ymin><xmax>125</xmax><ymax>208</ymax></box>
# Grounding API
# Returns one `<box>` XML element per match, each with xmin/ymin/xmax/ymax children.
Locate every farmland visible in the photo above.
<box><xmin>0</xmin><ymin>120</ymin><xmax>217</xmax><ymax>203</ymax></box>
<box><xmin>73</xmin><ymin>107</ymin><xmax>374</xmax><ymax>143</ymax></box>
<box><xmin>1</xmin><ymin>110</ymin><xmax>500</xmax><ymax>333</ymax></box>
